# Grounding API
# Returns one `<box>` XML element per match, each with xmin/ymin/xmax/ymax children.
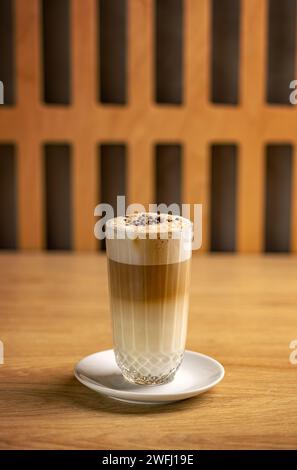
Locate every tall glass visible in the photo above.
<box><xmin>106</xmin><ymin>213</ymin><xmax>192</xmax><ymax>385</ymax></box>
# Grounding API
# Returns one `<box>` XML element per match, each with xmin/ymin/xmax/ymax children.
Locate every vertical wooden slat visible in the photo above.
<box><xmin>237</xmin><ymin>0</ymin><xmax>267</xmax><ymax>252</ymax></box>
<box><xmin>184</xmin><ymin>0</ymin><xmax>210</xmax><ymax>252</ymax></box>
<box><xmin>129</xmin><ymin>0</ymin><xmax>152</xmax><ymax>108</ymax></box>
<box><xmin>73</xmin><ymin>139</ymin><xmax>97</xmax><ymax>250</ymax></box>
<box><xmin>185</xmin><ymin>0</ymin><xmax>210</xmax><ymax>108</ymax></box>
<box><xmin>16</xmin><ymin>0</ymin><xmax>40</xmax><ymax>107</ymax></box>
<box><xmin>290</xmin><ymin>143</ymin><xmax>297</xmax><ymax>253</ymax></box>
<box><xmin>241</xmin><ymin>0</ymin><xmax>267</xmax><ymax>109</ymax></box>
<box><xmin>155</xmin><ymin>143</ymin><xmax>182</xmax><ymax>206</ymax></box>
<box><xmin>128</xmin><ymin>0</ymin><xmax>153</xmax><ymax>207</ymax></box>
<box><xmin>73</xmin><ymin>0</ymin><xmax>96</xmax><ymax>107</ymax></box>
<box><xmin>128</xmin><ymin>139</ymin><xmax>153</xmax><ymax>208</ymax></box>
<box><xmin>184</xmin><ymin>140</ymin><xmax>209</xmax><ymax>252</ymax></box>
<box><xmin>100</xmin><ymin>143</ymin><xmax>126</xmax><ymax>249</ymax></box>
<box><xmin>72</xmin><ymin>0</ymin><xmax>97</xmax><ymax>250</ymax></box>
<box><xmin>238</xmin><ymin>140</ymin><xmax>265</xmax><ymax>253</ymax></box>
<box><xmin>16</xmin><ymin>0</ymin><xmax>43</xmax><ymax>249</ymax></box>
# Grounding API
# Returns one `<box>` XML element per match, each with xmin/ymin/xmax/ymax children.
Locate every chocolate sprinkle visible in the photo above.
<box><xmin>124</xmin><ymin>212</ymin><xmax>167</xmax><ymax>226</ymax></box>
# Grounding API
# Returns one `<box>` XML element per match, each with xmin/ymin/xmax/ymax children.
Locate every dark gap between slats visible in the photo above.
<box><xmin>0</xmin><ymin>144</ymin><xmax>17</xmax><ymax>248</ymax></box>
<box><xmin>265</xmin><ymin>144</ymin><xmax>292</xmax><ymax>252</ymax></box>
<box><xmin>155</xmin><ymin>0</ymin><xmax>183</xmax><ymax>104</ymax></box>
<box><xmin>98</xmin><ymin>0</ymin><xmax>127</xmax><ymax>104</ymax></box>
<box><xmin>0</xmin><ymin>0</ymin><xmax>15</xmax><ymax>105</ymax></box>
<box><xmin>211</xmin><ymin>144</ymin><xmax>237</xmax><ymax>252</ymax></box>
<box><xmin>42</xmin><ymin>0</ymin><xmax>71</xmax><ymax>104</ymax></box>
<box><xmin>211</xmin><ymin>0</ymin><xmax>240</xmax><ymax>104</ymax></box>
<box><xmin>155</xmin><ymin>144</ymin><xmax>182</xmax><ymax>209</ymax></box>
<box><xmin>99</xmin><ymin>144</ymin><xmax>126</xmax><ymax>250</ymax></box>
<box><xmin>44</xmin><ymin>144</ymin><xmax>72</xmax><ymax>250</ymax></box>
<box><xmin>267</xmin><ymin>0</ymin><xmax>297</xmax><ymax>105</ymax></box>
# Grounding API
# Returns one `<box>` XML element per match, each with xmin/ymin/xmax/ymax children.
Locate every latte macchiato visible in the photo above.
<box><xmin>106</xmin><ymin>212</ymin><xmax>192</xmax><ymax>385</ymax></box>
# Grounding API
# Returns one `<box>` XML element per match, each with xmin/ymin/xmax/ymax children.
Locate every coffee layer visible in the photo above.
<box><xmin>108</xmin><ymin>258</ymin><xmax>191</xmax><ymax>302</ymax></box>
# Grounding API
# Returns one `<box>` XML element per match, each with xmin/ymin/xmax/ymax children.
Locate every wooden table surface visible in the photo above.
<box><xmin>0</xmin><ymin>253</ymin><xmax>296</xmax><ymax>450</ymax></box>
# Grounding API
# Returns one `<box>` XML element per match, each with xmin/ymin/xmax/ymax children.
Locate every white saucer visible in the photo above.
<box><xmin>74</xmin><ymin>350</ymin><xmax>224</xmax><ymax>404</ymax></box>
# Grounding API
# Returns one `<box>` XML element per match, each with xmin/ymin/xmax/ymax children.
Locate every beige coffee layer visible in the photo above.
<box><xmin>107</xmin><ymin>258</ymin><xmax>191</xmax><ymax>303</ymax></box>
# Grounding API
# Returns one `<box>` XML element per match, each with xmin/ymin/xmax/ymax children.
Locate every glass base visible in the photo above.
<box><xmin>114</xmin><ymin>349</ymin><xmax>183</xmax><ymax>386</ymax></box>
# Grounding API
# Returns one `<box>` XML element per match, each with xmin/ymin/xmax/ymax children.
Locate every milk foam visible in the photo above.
<box><xmin>106</xmin><ymin>213</ymin><xmax>192</xmax><ymax>265</ymax></box>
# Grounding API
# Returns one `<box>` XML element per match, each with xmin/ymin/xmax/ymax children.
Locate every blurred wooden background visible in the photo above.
<box><xmin>0</xmin><ymin>0</ymin><xmax>296</xmax><ymax>253</ymax></box>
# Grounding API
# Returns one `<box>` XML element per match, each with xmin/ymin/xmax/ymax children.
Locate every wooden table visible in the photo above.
<box><xmin>0</xmin><ymin>253</ymin><xmax>296</xmax><ymax>450</ymax></box>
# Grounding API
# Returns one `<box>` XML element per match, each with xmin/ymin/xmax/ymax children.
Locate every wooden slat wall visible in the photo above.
<box><xmin>0</xmin><ymin>0</ymin><xmax>296</xmax><ymax>252</ymax></box>
<box><xmin>15</xmin><ymin>0</ymin><xmax>43</xmax><ymax>250</ymax></box>
<box><xmin>238</xmin><ymin>0</ymin><xmax>267</xmax><ymax>253</ymax></box>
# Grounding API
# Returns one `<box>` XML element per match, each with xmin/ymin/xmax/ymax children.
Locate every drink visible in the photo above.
<box><xmin>106</xmin><ymin>212</ymin><xmax>192</xmax><ymax>385</ymax></box>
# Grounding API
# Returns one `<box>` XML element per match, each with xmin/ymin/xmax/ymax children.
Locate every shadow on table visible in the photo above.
<box><xmin>9</xmin><ymin>375</ymin><xmax>211</xmax><ymax>416</ymax></box>
<box><xmin>57</xmin><ymin>376</ymin><xmax>211</xmax><ymax>415</ymax></box>
<box><xmin>70</xmin><ymin>377</ymin><xmax>212</xmax><ymax>415</ymax></box>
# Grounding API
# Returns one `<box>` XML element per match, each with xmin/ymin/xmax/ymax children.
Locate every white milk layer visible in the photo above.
<box><xmin>106</xmin><ymin>212</ymin><xmax>192</xmax><ymax>265</ymax></box>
